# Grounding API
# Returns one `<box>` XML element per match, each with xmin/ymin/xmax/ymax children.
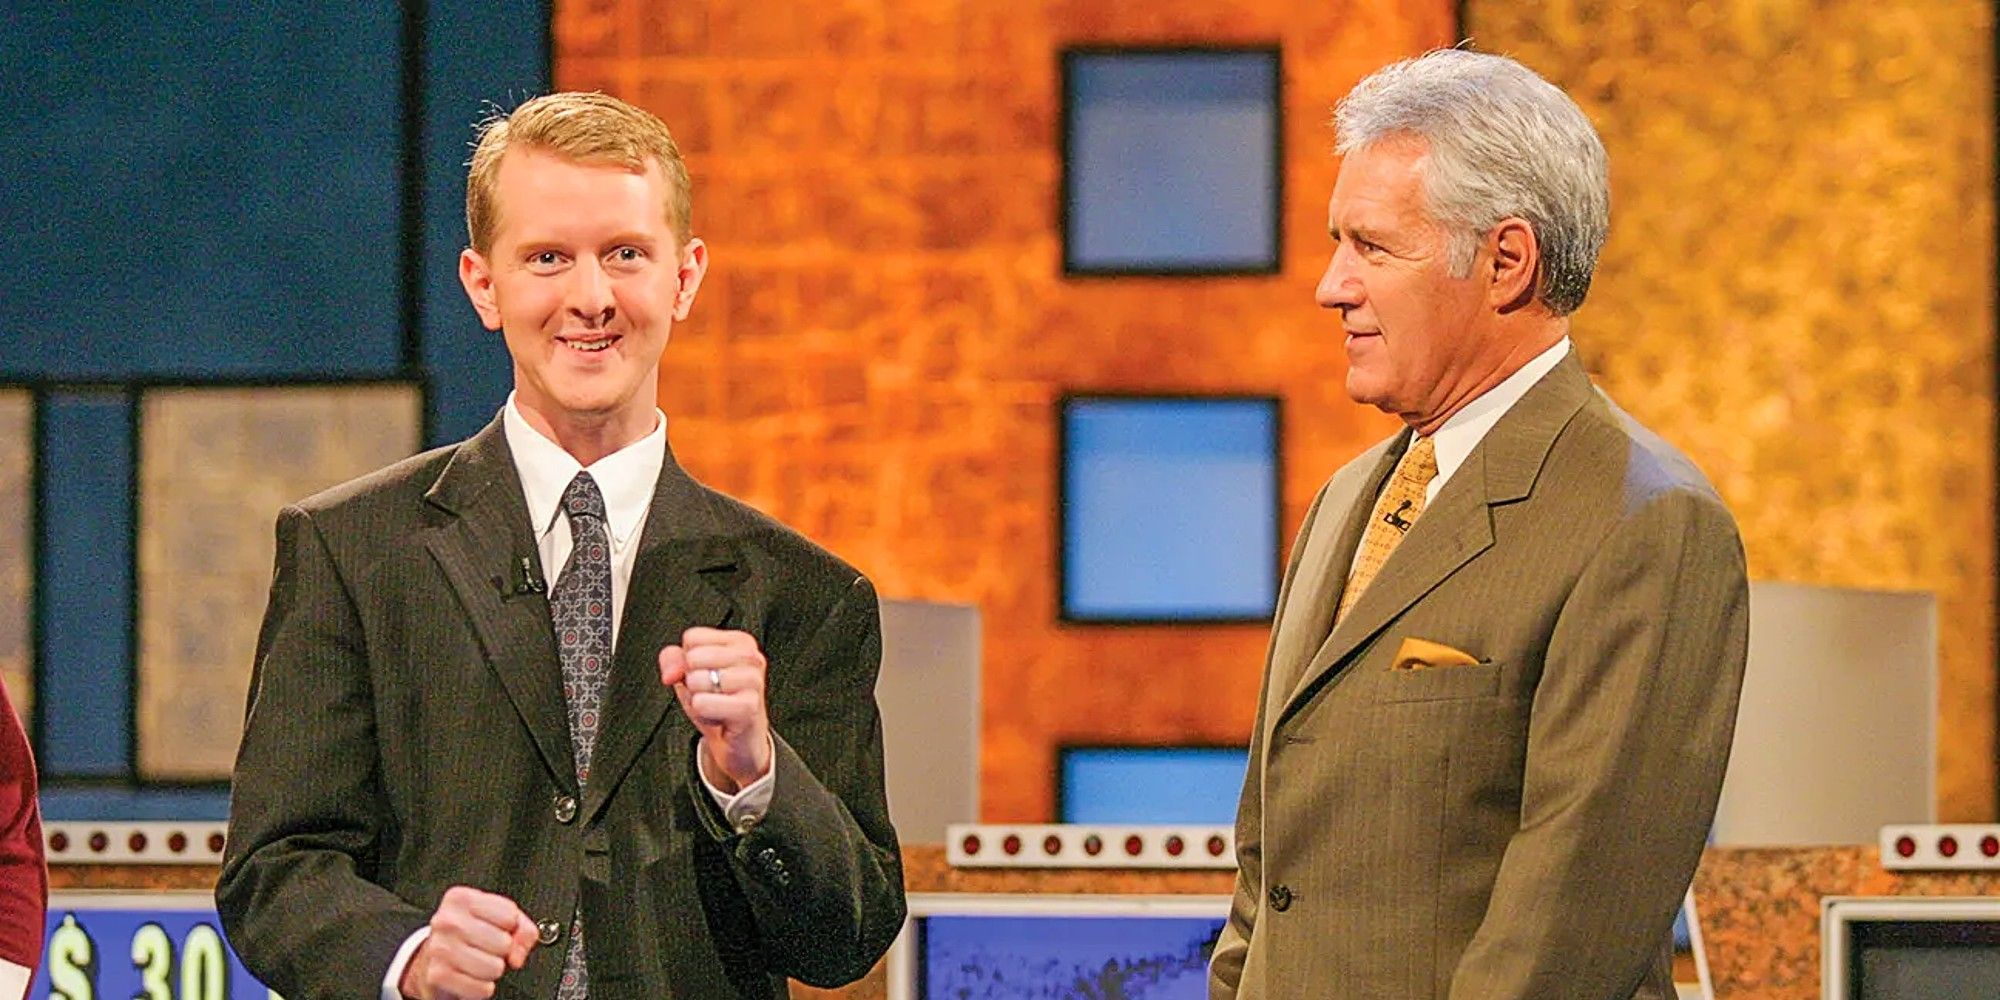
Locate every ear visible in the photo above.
<box><xmin>1486</xmin><ymin>218</ymin><xmax>1540</xmax><ymax>313</ymax></box>
<box><xmin>671</xmin><ymin>237</ymin><xmax>709</xmax><ymax>322</ymax></box>
<box><xmin>458</xmin><ymin>248</ymin><xmax>503</xmax><ymax>331</ymax></box>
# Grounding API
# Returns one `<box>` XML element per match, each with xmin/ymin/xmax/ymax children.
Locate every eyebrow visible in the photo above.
<box><xmin>1329</xmin><ymin>222</ymin><xmax>1391</xmax><ymax>245</ymax></box>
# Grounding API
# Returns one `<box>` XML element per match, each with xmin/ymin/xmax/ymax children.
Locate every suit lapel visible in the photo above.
<box><xmin>422</xmin><ymin>418</ymin><xmax>577</xmax><ymax>790</ymax></box>
<box><xmin>582</xmin><ymin>442</ymin><xmax>748</xmax><ymax>824</ymax></box>
<box><xmin>1276</xmin><ymin>353</ymin><xmax>1596</xmax><ymax>725</ymax></box>
<box><xmin>1281</xmin><ymin>464</ymin><xmax>1495</xmax><ymax>714</ymax></box>
<box><xmin>1265</xmin><ymin>440</ymin><xmax>1400</xmax><ymax>710</ymax></box>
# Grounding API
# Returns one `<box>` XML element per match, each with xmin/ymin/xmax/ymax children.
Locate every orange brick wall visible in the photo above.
<box><xmin>554</xmin><ymin>1</ymin><xmax>1454</xmax><ymax>824</ymax></box>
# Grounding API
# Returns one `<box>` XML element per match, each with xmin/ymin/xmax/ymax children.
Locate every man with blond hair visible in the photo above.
<box><xmin>1212</xmin><ymin>50</ymin><xmax>1747</xmax><ymax>999</ymax></box>
<box><xmin>219</xmin><ymin>92</ymin><xmax>904</xmax><ymax>1000</ymax></box>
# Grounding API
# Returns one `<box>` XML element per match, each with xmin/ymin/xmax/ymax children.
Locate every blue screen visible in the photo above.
<box><xmin>922</xmin><ymin>914</ymin><xmax>1225</xmax><ymax>999</ymax></box>
<box><xmin>1061</xmin><ymin>747</ymin><xmax>1249</xmax><ymax>825</ymax></box>
<box><xmin>33</xmin><ymin>900</ymin><xmax>271</xmax><ymax>999</ymax></box>
<box><xmin>1062</xmin><ymin>397</ymin><xmax>1279</xmax><ymax>621</ymax></box>
<box><xmin>1065</xmin><ymin>50</ymin><xmax>1279</xmax><ymax>272</ymax></box>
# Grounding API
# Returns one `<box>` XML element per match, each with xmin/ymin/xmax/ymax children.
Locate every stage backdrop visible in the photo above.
<box><xmin>1471</xmin><ymin>0</ymin><xmax>1996</xmax><ymax>821</ymax></box>
<box><xmin>556</xmin><ymin>0</ymin><xmax>1994</xmax><ymax>822</ymax></box>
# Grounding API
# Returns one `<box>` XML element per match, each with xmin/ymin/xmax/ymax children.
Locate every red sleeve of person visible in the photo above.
<box><xmin>0</xmin><ymin>684</ymin><xmax>44</xmax><ymax>976</ymax></box>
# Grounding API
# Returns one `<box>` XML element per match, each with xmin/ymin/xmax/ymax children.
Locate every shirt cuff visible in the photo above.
<box><xmin>698</xmin><ymin>736</ymin><xmax>776</xmax><ymax>834</ymax></box>
<box><xmin>381</xmin><ymin>925</ymin><xmax>431</xmax><ymax>1000</ymax></box>
<box><xmin>0</xmin><ymin>957</ymin><xmax>27</xmax><ymax>1000</ymax></box>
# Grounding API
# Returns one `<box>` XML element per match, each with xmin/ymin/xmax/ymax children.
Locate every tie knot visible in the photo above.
<box><xmin>1399</xmin><ymin>435</ymin><xmax>1438</xmax><ymax>485</ymax></box>
<box><xmin>560</xmin><ymin>472</ymin><xmax>607</xmax><ymax>524</ymax></box>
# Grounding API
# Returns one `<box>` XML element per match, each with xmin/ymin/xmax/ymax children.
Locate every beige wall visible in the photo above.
<box><xmin>0</xmin><ymin>390</ymin><xmax>29</xmax><ymax>729</ymax></box>
<box><xmin>136</xmin><ymin>384</ymin><xmax>422</xmax><ymax>779</ymax></box>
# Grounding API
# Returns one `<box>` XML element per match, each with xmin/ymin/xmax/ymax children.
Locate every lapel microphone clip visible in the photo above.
<box><xmin>1383</xmin><ymin>499</ymin><xmax>1415</xmax><ymax>533</ymax></box>
<box><xmin>497</xmin><ymin>555</ymin><xmax>548</xmax><ymax>598</ymax></box>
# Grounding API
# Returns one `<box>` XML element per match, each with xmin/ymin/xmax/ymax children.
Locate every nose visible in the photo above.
<box><xmin>566</xmin><ymin>256</ymin><xmax>616</xmax><ymax>327</ymax></box>
<box><xmin>1316</xmin><ymin>244</ymin><xmax>1362</xmax><ymax>311</ymax></box>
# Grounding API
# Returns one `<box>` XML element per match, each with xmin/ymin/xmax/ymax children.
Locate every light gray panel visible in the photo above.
<box><xmin>1712</xmin><ymin>581</ymin><xmax>1936</xmax><ymax>845</ymax></box>
<box><xmin>876</xmin><ymin>599</ymin><xmax>981</xmax><ymax>844</ymax></box>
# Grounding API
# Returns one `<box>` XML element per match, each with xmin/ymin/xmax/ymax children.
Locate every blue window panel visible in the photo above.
<box><xmin>38</xmin><ymin>787</ymin><xmax>231</xmax><ymax>822</ymax></box>
<box><xmin>1062</xmin><ymin>398</ymin><xmax>1279</xmax><ymax>621</ymax></box>
<box><xmin>37</xmin><ymin>391</ymin><xmax>134</xmax><ymax>777</ymax></box>
<box><xmin>0</xmin><ymin>2</ymin><xmax>402</xmax><ymax>379</ymax></box>
<box><xmin>922</xmin><ymin>914</ymin><xmax>1224</xmax><ymax>998</ymax></box>
<box><xmin>421</xmin><ymin>0</ymin><xmax>551</xmax><ymax>445</ymax></box>
<box><xmin>1065</xmin><ymin>50</ymin><xmax>1280</xmax><ymax>273</ymax></box>
<box><xmin>1060</xmin><ymin>747</ymin><xmax>1249</xmax><ymax>825</ymax></box>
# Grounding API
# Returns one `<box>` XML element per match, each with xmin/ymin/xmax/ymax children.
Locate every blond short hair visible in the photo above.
<box><xmin>465</xmin><ymin>92</ymin><xmax>692</xmax><ymax>253</ymax></box>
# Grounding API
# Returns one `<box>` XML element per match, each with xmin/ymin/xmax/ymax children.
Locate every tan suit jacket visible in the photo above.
<box><xmin>1211</xmin><ymin>355</ymin><xmax>1748</xmax><ymax>999</ymax></box>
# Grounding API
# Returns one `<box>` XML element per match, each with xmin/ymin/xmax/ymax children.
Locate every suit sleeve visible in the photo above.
<box><xmin>1210</xmin><ymin>481</ymin><xmax>1333</xmax><ymax>999</ymax></box>
<box><xmin>1448</xmin><ymin>488</ymin><xmax>1749</xmax><ymax>999</ymax></box>
<box><xmin>216</xmin><ymin>506</ymin><xmax>430</xmax><ymax>1000</ymax></box>
<box><xmin>685</xmin><ymin>574</ymin><xmax>905</xmax><ymax>988</ymax></box>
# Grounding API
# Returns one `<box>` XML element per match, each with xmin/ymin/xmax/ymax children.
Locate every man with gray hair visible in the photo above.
<box><xmin>1211</xmin><ymin>49</ymin><xmax>1748</xmax><ymax>999</ymax></box>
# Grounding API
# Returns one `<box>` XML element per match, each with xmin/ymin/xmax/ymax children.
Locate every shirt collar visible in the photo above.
<box><xmin>502</xmin><ymin>393</ymin><xmax>666</xmax><ymax>549</ymax></box>
<box><xmin>1430</xmin><ymin>337</ymin><xmax>1572</xmax><ymax>483</ymax></box>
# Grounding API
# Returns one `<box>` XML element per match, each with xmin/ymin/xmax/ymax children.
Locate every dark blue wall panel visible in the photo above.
<box><xmin>422</xmin><ymin>0</ymin><xmax>552</xmax><ymax>444</ymax></box>
<box><xmin>36</xmin><ymin>391</ymin><xmax>134</xmax><ymax>778</ymax></box>
<box><xmin>0</xmin><ymin>3</ymin><xmax>403</xmax><ymax>379</ymax></box>
<box><xmin>5</xmin><ymin>3</ymin><xmax>547</xmax><ymax>810</ymax></box>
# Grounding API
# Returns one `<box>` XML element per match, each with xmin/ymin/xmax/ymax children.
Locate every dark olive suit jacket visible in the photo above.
<box><xmin>218</xmin><ymin>417</ymin><xmax>905</xmax><ymax>999</ymax></box>
<box><xmin>1211</xmin><ymin>355</ymin><xmax>1748</xmax><ymax>999</ymax></box>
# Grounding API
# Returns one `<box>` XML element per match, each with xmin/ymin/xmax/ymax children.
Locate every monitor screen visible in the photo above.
<box><xmin>1059</xmin><ymin>395</ymin><xmax>1281</xmax><ymax>623</ymax></box>
<box><xmin>888</xmin><ymin>893</ymin><xmax>1230</xmax><ymax>1000</ymax></box>
<box><xmin>1059</xmin><ymin>746</ymin><xmax>1248</xmax><ymax>825</ymax></box>
<box><xmin>1823</xmin><ymin>896</ymin><xmax>2000</xmax><ymax>999</ymax></box>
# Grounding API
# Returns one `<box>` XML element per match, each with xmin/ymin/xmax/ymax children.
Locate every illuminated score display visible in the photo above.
<box><xmin>31</xmin><ymin>893</ymin><xmax>275</xmax><ymax>1000</ymax></box>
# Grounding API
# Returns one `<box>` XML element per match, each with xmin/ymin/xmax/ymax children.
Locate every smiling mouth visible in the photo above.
<box><xmin>559</xmin><ymin>335</ymin><xmax>619</xmax><ymax>353</ymax></box>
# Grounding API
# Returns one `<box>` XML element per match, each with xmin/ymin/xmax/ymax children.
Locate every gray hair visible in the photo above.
<box><xmin>1333</xmin><ymin>49</ymin><xmax>1610</xmax><ymax>316</ymax></box>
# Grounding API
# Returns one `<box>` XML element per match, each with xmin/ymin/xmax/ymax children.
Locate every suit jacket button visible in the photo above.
<box><xmin>536</xmin><ymin>919</ymin><xmax>562</xmax><ymax>945</ymax></box>
<box><xmin>553</xmin><ymin>794</ymin><xmax>578</xmax><ymax>824</ymax></box>
<box><xmin>1268</xmin><ymin>884</ymin><xmax>1293</xmax><ymax>912</ymax></box>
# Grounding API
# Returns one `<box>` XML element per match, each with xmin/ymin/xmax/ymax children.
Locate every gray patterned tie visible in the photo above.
<box><xmin>552</xmin><ymin>472</ymin><xmax>611</xmax><ymax>1000</ymax></box>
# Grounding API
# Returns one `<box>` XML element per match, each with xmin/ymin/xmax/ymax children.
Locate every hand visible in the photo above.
<box><xmin>659</xmin><ymin>627</ymin><xmax>772</xmax><ymax>792</ymax></box>
<box><xmin>399</xmin><ymin>886</ymin><xmax>539</xmax><ymax>1000</ymax></box>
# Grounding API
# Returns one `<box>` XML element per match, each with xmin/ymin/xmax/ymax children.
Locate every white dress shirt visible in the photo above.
<box><xmin>1348</xmin><ymin>338</ymin><xmax>1572</xmax><ymax>579</ymax></box>
<box><xmin>1426</xmin><ymin>337</ymin><xmax>1572</xmax><ymax>502</ymax></box>
<box><xmin>380</xmin><ymin>396</ymin><xmax>773</xmax><ymax>999</ymax></box>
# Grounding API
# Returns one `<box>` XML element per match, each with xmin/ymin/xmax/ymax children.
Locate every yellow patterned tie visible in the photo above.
<box><xmin>1337</xmin><ymin>435</ymin><xmax>1438</xmax><ymax>622</ymax></box>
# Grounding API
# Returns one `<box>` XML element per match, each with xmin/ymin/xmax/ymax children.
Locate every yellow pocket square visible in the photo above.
<box><xmin>1391</xmin><ymin>637</ymin><xmax>1481</xmax><ymax>671</ymax></box>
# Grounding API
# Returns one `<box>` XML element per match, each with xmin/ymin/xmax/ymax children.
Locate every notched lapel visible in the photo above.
<box><xmin>422</xmin><ymin>419</ymin><xmax>576</xmax><ymax>792</ymax></box>
<box><xmin>1274</xmin><ymin>353</ymin><xmax>1596</xmax><ymax>727</ymax></box>
<box><xmin>583</xmin><ymin>455</ymin><xmax>747</xmax><ymax>823</ymax></box>
<box><xmin>1281</xmin><ymin>466</ymin><xmax>1495</xmax><ymax>721</ymax></box>
<box><xmin>1265</xmin><ymin>443</ymin><xmax>1399</xmax><ymax>714</ymax></box>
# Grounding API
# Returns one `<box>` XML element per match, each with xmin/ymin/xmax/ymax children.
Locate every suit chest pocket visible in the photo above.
<box><xmin>1374</xmin><ymin>660</ymin><xmax>1507</xmax><ymax>704</ymax></box>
